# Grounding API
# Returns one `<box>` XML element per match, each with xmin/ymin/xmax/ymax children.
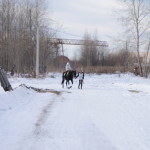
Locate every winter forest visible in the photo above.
<box><xmin>1</xmin><ymin>0</ymin><xmax>150</xmax><ymax>150</ymax></box>
<box><xmin>1</xmin><ymin>0</ymin><xmax>150</xmax><ymax>77</ymax></box>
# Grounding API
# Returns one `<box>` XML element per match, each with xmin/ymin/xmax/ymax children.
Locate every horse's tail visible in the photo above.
<box><xmin>61</xmin><ymin>72</ymin><xmax>65</xmax><ymax>85</ymax></box>
<box><xmin>61</xmin><ymin>78</ymin><xmax>64</xmax><ymax>84</ymax></box>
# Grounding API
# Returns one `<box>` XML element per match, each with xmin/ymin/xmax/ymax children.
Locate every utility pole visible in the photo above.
<box><xmin>36</xmin><ymin>0</ymin><xmax>39</xmax><ymax>78</ymax></box>
<box><xmin>36</xmin><ymin>25</ymin><xmax>39</xmax><ymax>78</ymax></box>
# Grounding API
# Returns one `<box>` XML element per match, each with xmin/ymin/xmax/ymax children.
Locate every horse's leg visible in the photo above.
<box><xmin>71</xmin><ymin>79</ymin><xmax>73</xmax><ymax>85</ymax></box>
<box><xmin>62</xmin><ymin>81</ymin><xmax>64</xmax><ymax>88</ymax></box>
<box><xmin>61</xmin><ymin>77</ymin><xmax>64</xmax><ymax>88</ymax></box>
<box><xmin>61</xmin><ymin>73</ymin><xmax>65</xmax><ymax>88</ymax></box>
<box><xmin>67</xmin><ymin>80</ymin><xmax>72</xmax><ymax>89</ymax></box>
<box><xmin>69</xmin><ymin>79</ymin><xmax>73</xmax><ymax>87</ymax></box>
<box><xmin>61</xmin><ymin>78</ymin><xmax>64</xmax><ymax>84</ymax></box>
<box><xmin>66</xmin><ymin>80</ymin><xmax>71</xmax><ymax>88</ymax></box>
<box><xmin>66</xmin><ymin>80</ymin><xmax>68</xmax><ymax>87</ymax></box>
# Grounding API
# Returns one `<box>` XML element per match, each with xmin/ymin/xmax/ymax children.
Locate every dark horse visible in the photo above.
<box><xmin>61</xmin><ymin>70</ymin><xmax>76</xmax><ymax>88</ymax></box>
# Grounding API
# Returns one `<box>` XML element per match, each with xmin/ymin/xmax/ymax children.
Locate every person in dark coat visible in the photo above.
<box><xmin>76</xmin><ymin>68</ymin><xmax>84</xmax><ymax>89</ymax></box>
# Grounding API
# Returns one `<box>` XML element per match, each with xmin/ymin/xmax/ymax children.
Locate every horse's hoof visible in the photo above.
<box><xmin>67</xmin><ymin>86</ymin><xmax>72</xmax><ymax>89</ymax></box>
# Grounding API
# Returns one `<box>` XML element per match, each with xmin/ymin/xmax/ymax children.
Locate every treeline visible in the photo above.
<box><xmin>1</xmin><ymin>0</ymin><xmax>150</xmax><ymax>77</ymax></box>
<box><xmin>77</xmin><ymin>0</ymin><xmax>150</xmax><ymax>77</ymax></box>
<box><xmin>0</xmin><ymin>0</ymin><xmax>60</xmax><ymax>74</ymax></box>
<box><xmin>70</xmin><ymin>33</ymin><xmax>136</xmax><ymax>73</ymax></box>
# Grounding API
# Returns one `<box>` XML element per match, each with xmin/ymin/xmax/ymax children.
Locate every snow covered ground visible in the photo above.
<box><xmin>0</xmin><ymin>73</ymin><xmax>150</xmax><ymax>150</ymax></box>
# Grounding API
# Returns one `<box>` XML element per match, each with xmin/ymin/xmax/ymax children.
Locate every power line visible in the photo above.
<box><xmin>48</xmin><ymin>27</ymin><xmax>82</xmax><ymax>38</ymax></box>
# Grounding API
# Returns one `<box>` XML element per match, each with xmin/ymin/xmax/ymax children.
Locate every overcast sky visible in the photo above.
<box><xmin>49</xmin><ymin>0</ymin><xmax>124</xmax><ymax>58</ymax></box>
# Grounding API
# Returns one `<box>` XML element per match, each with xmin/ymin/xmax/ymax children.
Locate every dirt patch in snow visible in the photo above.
<box><xmin>19</xmin><ymin>84</ymin><xmax>61</xmax><ymax>95</ymax></box>
<box><xmin>128</xmin><ymin>90</ymin><xmax>141</xmax><ymax>93</ymax></box>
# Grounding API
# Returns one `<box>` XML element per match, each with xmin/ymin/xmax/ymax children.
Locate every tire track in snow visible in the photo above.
<box><xmin>16</xmin><ymin>90</ymin><xmax>65</xmax><ymax>150</ymax></box>
<box><xmin>33</xmin><ymin>100</ymin><xmax>54</xmax><ymax>137</ymax></box>
<box><xmin>33</xmin><ymin>90</ymin><xmax>71</xmax><ymax>137</ymax></box>
<box><xmin>33</xmin><ymin>90</ymin><xmax>63</xmax><ymax>137</ymax></box>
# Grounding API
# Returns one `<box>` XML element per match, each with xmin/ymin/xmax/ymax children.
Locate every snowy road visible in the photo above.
<box><xmin>0</xmin><ymin>73</ymin><xmax>150</xmax><ymax>150</ymax></box>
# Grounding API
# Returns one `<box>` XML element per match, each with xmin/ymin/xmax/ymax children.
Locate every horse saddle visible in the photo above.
<box><xmin>64</xmin><ymin>71</ymin><xmax>70</xmax><ymax>76</ymax></box>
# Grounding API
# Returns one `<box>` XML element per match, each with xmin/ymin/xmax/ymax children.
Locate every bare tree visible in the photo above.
<box><xmin>0</xmin><ymin>0</ymin><xmax>59</xmax><ymax>74</ymax></box>
<box><xmin>119</xmin><ymin>0</ymin><xmax>150</xmax><ymax>76</ymax></box>
<box><xmin>143</xmin><ymin>40</ymin><xmax>150</xmax><ymax>77</ymax></box>
<box><xmin>80</xmin><ymin>32</ymin><xmax>99</xmax><ymax>66</ymax></box>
